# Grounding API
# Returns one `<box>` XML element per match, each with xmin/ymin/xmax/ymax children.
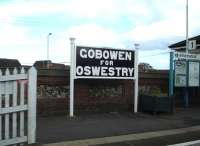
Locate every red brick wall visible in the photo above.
<box><xmin>139</xmin><ymin>70</ymin><xmax>169</xmax><ymax>93</ymax></box>
<box><xmin>38</xmin><ymin>76</ymin><xmax>68</xmax><ymax>85</ymax></box>
<box><xmin>37</xmin><ymin>69</ymin><xmax>168</xmax><ymax>115</ymax></box>
<box><xmin>37</xmin><ymin>97</ymin><xmax>68</xmax><ymax>115</ymax></box>
<box><xmin>74</xmin><ymin>79</ymin><xmax>134</xmax><ymax>114</ymax></box>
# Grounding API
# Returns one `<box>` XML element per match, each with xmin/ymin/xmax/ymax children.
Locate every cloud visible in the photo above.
<box><xmin>125</xmin><ymin>0</ymin><xmax>200</xmax><ymax>53</ymax></box>
<box><xmin>0</xmin><ymin>24</ymin><xmax>30</xmax><ymax>45</ymax></box>
<box><xmin>0</xmin><ymin>23</ymin><xmax>46</xmax><ymax>64</ymax></box>
<box><xmin>0</xmin><ymin>0</ymin><xmax>151</xmax><ymax>22</ymax></box>
<box><xmin>64</xmin><ymin>0</ymin><xmax>150</xmax><ymax>19</ymax></box>
<box><xmin>0</xmin><ymin>0</ymin><xmax>65</xmax><ymax>20</ymax></box>
<box><xmin>139</xmin><ymin>49</ymin><xmax>170</xmax><ymax>69</ymax></box>
<box><xmin>49</xmin><ymin>24</ymin><xmax>124</xmax><ymax>63</ymax></box>
<box><xmin>0</xmin><ymin>0</ymin><xmax>200</xmax><ymax>69</ymax></box>
<box><xmin>128</xmin><ymin>18</ymin><xmax>185</xmax><ymax>42</ymax></box>
<box><xmin>66</xmin><ymin>24</ymin><xmax>122</xmax><ymax>47</ymax></box>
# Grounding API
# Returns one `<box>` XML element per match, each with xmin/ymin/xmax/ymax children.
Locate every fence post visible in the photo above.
<box><xmin>28</xmin><ymin>67</ymin><xmax>37</xmax><ymax>144</ymax></box>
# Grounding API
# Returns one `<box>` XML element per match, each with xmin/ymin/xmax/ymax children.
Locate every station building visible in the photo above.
<box><xmin>169</xmin><ymin>35</ymin><xmax>200</xmax><ymax>53</ymax></box>
<box><xmin>169</xmin><ymin>35</ymin><xmax>200</xmax><ymax>107</ymax></box>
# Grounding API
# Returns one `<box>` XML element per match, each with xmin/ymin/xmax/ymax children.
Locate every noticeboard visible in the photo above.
<box><xmin>188</xmin><ymin>62</ymin><xmax>200</xmax><ymax>86</ymax></box>
<box><xmin>175</xmin><ymin>60</ymin><xmax>187</xmax><ymax>87</ymax></box>
<box><xmin>75</xmin><ymin>46</ymin><xmax>135</xmax><ymax>79</ymax></box>
<box><xmin>169</xmin><ymin>52</ymin><xmax>200</xmax><ymax>99</ymax></box>
<box><xmin>173</xmin><ymin>52</ymin><xmax>200</xmax><ymax>87</ymax></box>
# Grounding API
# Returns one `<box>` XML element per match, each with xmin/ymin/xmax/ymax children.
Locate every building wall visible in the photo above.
<box><xmin>37</xmin><ymin>68</ymin><xmax>169</xmax><ymax>115</ymax></box>
<box><xmin>74</xmin><ymin>79</ymin><xmax>134</xmax><ymax>114</ymax></box>
<box><xmin>139</xmin><ymin>70</ymin><xmax>169</xmax><ymax>96</ymax></box>
<box><xmin>37</xmin><ymin>69</ymin><xmax>69</xmax><ymax>115</ymax></box>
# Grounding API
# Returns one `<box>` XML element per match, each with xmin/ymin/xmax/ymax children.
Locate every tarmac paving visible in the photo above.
<box><xmin>91</xmin><ymin>131</ymin><xmax>200</xmax><ymax>146</ymax></box>
<box><xmin>37</xmin><ymin>108</ymin><xmax>200</xmax><ymax>145</ymax></box>
<box><xmin>42</xmin><ymin>126</ymin><xmax>200</xmax><ymax>146</ymax></box>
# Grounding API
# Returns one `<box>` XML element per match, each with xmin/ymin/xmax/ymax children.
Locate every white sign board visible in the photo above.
<box><xmin>69</xmin><ymin>39</ymin><xmax>139</xmax><ymax>117</ymax></box>
<box><xmin>188</xmin><ymin>62</ymin><xmax>199</xmax><ymax>86</ymax></box>
<box><xmin>174</xmin><ymin>52</ymin><xmax>200</xmax><ymax>61</ymax></box>
<box><xmin>75</xmin><ymin>46</ymin><xmax>135</xmax><ymax>79</ymax></box>
<box><xmin>189</xmin><ymin>40</ymin><xmax>197</xmax><ymax>50</ymax></box>
<box><xmin>175</xmin><ymin>61</ymin><xmax>187</xmax><ymax>87</ymax></box>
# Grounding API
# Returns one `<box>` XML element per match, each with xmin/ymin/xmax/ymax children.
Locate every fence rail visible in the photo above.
<box><xmin>0</xmin><ymin>67</ymin><xmax>37</xmax><ymax>146</ymax></box>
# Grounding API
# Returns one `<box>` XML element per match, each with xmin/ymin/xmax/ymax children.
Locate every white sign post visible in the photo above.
<box><xmin>134</xmin><ymin>49</ymin><xmax>139</xmax><ymax>113</ymax></box>
<box><xmin>69</xmin><ymin>38</ymin><xmax>75</xmax><ymax>117</ymax></box>
<box><xmin>69</xmin><ymin>41</ymin><xmax>139</xmax><ymax>115</ymax></box>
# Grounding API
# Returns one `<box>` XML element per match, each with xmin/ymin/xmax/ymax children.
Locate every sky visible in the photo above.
<box><xmin>0</xmin><ymin>0</ymin><xmax>199</xmax><ymax>69</ymax></box>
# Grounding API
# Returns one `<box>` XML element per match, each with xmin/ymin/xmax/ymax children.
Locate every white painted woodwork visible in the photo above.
<box><xmin>28</xmin><ymin>67</ymin><xmax>37</xmax><ymax>144</ymax></box>
<box><xmin>0</xmin><ymin>67</ymin><xmax>37</xmax><ymax>146</ymax></box>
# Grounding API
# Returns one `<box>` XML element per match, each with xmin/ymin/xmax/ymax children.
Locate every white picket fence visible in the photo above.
<box><xmin>0</xmin><ymin>67</ymin><xmax>37</xmax><ymax>146</ymax></box>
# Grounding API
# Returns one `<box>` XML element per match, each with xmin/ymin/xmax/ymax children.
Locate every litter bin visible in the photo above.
<box><xmin>139</xmin><ymin>95</ymin><xmax>174</xmax><ymax>114</ymax></box>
